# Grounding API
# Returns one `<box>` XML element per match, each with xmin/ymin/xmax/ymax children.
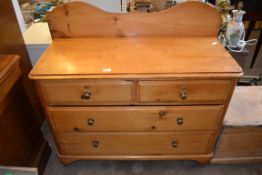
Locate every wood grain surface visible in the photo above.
<box><xmin>0</xmin><ymin>0</ymin><xmax>45</xmax><ymax>127</ymax></box>
<box><xmin>0</xmin><ymin>55</ymin><xmax>51</xmax><ymax>174</ymax></box>
<box><xmin>40</xmin><ymin>80</ymin><xmax>133</xmax><ymax>105</ymax></box>
<box><xmin>29</xmin><ymin>37</ymin><xmax>242</xmax><ymax>79</ymax></box>
<box><xmin>0</xmin><ymin>55</ymin><xmax>19</xmax><ymax>79</ymax></box>
<box><xmin>47</xmin><ymin>1</ymin><xmax>221</xmax><ymax>38</ymax></box>
<box><xmin>0</xmin><ymin>55</ymin><xmax>21</xmax><ymax>104</ymax></box>
<box><xmin>213</xmin><ymin>127</ymin><xmax>262</xmax><ymax>163</ymax></box>
<box><xmin>57</xmin><ymin>132</ymin><xmax>212</xmax><ymax>155</ymax></box>
<box><xmin>30</xmin><ymin>1</ymin><xmax>242</xmax><ymax>165</ymax></box>
<box><xmin>49</xmin><ymin>106</ymin><xmax>224</xmax><ymax>132</ymax></box>
<box><xmin>138</xmin><ymin>80</ymin><xmax>232</xmax><ymax>104</ymax></box>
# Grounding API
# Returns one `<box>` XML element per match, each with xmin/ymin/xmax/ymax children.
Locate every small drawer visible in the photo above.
<box><xmin>40</xmin><ymin>80</ymin><xmax>133</xmax><ymax>105</ymax></box>
<box><xmin>138</xmin><ymin>80</ymin><xmax>232</xmax><ymax>104</ymax></box>
<box><xmin>50</xmin><ymin>106</ymin><xmax>224</xmax><ymax>132</ymax></box>
<box><xmin>57</xmin><ymin>132</ymin><xmax>212</xmax><ymax>155</ymax></box>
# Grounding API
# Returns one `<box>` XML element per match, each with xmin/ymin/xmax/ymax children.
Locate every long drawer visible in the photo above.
<box><xmin>49</xmin><ymin>106</ymin><xmax>224</xmax><ymax>132</ymax></box>
<box><xmin>40</xmin><ymin>80</ymin><xmax>133</xmax><ymax>105</ymax></box>
<box><xmin>58</xmin><ymin>132</ymin><xmax>212</xmax><ymax>155</ymax></box>
<box><xmin>138</xmin><ymin>80</ymin><xmax>232</xmax><ymax>104</ymax></box>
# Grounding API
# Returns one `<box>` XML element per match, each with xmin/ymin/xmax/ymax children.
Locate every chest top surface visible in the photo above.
<box><xmin>29</xmin><ymin>37</ymin><xmax>242</xmax><ymax>79</ymax></box>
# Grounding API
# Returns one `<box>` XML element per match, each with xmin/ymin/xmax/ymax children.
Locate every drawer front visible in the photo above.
<box><xmin>40</xmin><ymin>80</ymin><xmax>133</xmax><ymax>105</ymax></box>
<box><xmin>50</xmin><ymin>106</ymin><xmax>223</xmax><ymax>132</ymax></box>
<box><xmin>138</xmin><ymin>80</ymin><xmax>232</xmax><ymax>104</ymax></box>
<box><xmin>58</xmin><ymin>132</ymin><xmax>212</xmax><ymax>155</ymax></box>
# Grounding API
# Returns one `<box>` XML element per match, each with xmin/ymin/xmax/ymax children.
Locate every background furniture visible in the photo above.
<box><xmin>0</xmin><ymin>0</ymin><xmax>45</xmax><ymax>128</ymax></box>
<box><xmin>0</xmin><ymin>0</ymin><xmax>51</xmax><ymax>173</ymax></box>
<box><xmin>241</xmin><ymin>0</ymin><xmax>262</xmax><ymax>68</ymax></box>
<box><xmin>0</xmin><ymin>55</ymin><xmax>51</xmax><ymax>175</ymax></box>
<box><xmin>208</xmin><ymin>0</ymin><xmax>262</xmax><ymax>68</ymax></box>
<box><xmin>30</xmin><ymin>2</ymin><xmax>242</xmax><ymax>164</ymax></box>
<box><xmin>245</xmin><ymin>20</ymin><xmax>262</xmax><ymax>68</ymax></box>
<box><xmin>229</xmin><ymin>48</ymin><xmax>249</xmax><ymax>68</ymax></box>
<box><xmin>230</xmin><ymin>0</ymin><xmax>262</xmax><ymax>68</ymax></box>
<box><xmin>213</xmin><ymin>86</ymin><xmax>262</xmax><ymax>163</ymax></box>
<box><xmin>70</xmin><ymin>0</ymin><xmax>125</xmax><ymax>12</ymax></box>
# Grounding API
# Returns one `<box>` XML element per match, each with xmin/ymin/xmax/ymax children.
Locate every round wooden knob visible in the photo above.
<box><xmin>172</xmin><ymin>141</ymin><xmax>178</xmax><ymax>148</ymax></box>
<box><xmin>92</xmin><ymin>141</ymin><xmax>99</xmax><ymax>148</ymax></box>
<box><xmin>177</xmin><ymin>117</ymin><xmax>183</xmax><ymax>125</ymax></box>
<box><xmin>87</xmin><ymin>118</ymin><xmax>95</xmax><ymax>126</ymax></box>
<box><xmin>180</xmin><ymin>89</ymin><xmax>187</xmax><ymax>100</ymax></box>
<box><xmin>81</xmin><ymin>91</ymin><xmax>91</xmax><ymax>100</ymax></box>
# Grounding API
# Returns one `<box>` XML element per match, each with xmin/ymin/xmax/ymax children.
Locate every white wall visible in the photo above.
<box><xmin>11</xmin><ymin>0</ymin><xmax>26</xmax><ymax>33</ymax></box>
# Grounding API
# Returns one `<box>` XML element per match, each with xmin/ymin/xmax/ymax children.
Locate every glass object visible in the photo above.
<box><xmin>225</xmin><ymin>9</ymin><xmax>246</xmax><ymax>48</ymax></box>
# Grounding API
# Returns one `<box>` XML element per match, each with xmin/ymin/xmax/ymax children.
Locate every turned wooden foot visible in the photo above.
<box><xmin>57</xmin><ymin>153</ymin><xmax>77</xmax><ymax>165</ymax></box>
<box><xmin>59</xmin><ymin>158</ymin><xmax>77</xmax><ymax>165</ymax></box>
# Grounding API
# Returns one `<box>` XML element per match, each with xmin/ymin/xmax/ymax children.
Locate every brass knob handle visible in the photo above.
<box><xmin>172</xmin><ymin>140</ymin><xmax>178</xmax><ymax>148</ymax></box>
<box><xmin>92</xmin><ymin>141</ymin><xmax>99</xmax><ymax>148</ymax></box>
<box><xmin>87</xmin><ymin>118</ymin><xmax>95</xmax><ymax>126</ymax></box>
<box><xmin>81</xmin><ymin>91</ymin><xmax>91</xmax><ymax>100</ymax></box>
<box><xmin>177</xmin><ymin>117</ymin><xmax>183</xmax><ymax>125</ymax></box>
<box><xmin>180</xmin><ymin>89</ymin><xmax>187</xmax><ymax>100</ymax></box>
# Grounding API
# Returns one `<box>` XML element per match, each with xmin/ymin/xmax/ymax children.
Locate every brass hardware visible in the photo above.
<box><xmin>159</xmin><ymin>111</ymin><xmax>166</xmax><ymax>117</ymax></box>
<box><xmin>180</xmin><ymin>88</ymin><xmax>187</xmax><ymax>100</ymax></box>
<box><xmin>92</xmin><ymin>141</ymin><xmax>99</xmax><ymax>148</ymax></box>
<box><xmin>87</xmin><ymin>118</ymin><xmax>95</xmax><ymax>126</ymax></box>
<box><xmin>81</xmin><ymin>91</ymin><xmax>91</xmax><ymax>100</ymax></box>
<box><xmin>172</xmin><ymin>140</ymin><xmax>178</xmax><ymax>148</ymax></box>
<box><xmin>177</xmin><ymin>117</ymin><xmax>183</xmax><ymax>125</ymax></box>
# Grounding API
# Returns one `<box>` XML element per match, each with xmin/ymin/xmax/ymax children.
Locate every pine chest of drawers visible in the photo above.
<box><xmin>30</xmin><ymin>37</ymin><xmax>242</xmax><ymax>164</ymax></box>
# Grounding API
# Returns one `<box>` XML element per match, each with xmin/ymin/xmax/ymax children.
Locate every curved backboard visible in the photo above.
<box><xmin>47</xmin><ymin>1</ymin><xmax>222</xmax><ymax>38</ymax></box>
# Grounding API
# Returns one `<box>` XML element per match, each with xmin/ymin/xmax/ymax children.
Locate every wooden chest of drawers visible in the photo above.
<box><xmin>30</xmin><ymin>37</ymin><xmax>242</xmax><ymax>164</ymax></box>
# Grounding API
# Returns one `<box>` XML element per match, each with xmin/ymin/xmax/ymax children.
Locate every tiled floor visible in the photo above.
<box><xmin>42</xmin><ymin>30</ymin><xmax>262</xmax><ymax>175</ymax></box>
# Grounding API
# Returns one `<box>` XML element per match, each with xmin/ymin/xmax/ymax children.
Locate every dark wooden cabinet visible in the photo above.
<box><xmin>0</xmin><ymin>55</ymin><xmax>50</xmax><ymax>174</ymax></box>
<box><xmin>0</xmin><ymin>0</ymin><xmax>51</xmax><ymax>173</ymax></box>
